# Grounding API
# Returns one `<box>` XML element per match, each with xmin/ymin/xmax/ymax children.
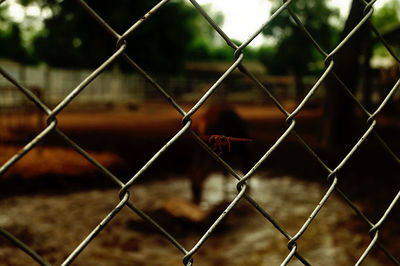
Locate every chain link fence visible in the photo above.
<box><xmin>0</xmin><ymin>0</ymin><xmax>399</xmax><ymax>265</ymax></box>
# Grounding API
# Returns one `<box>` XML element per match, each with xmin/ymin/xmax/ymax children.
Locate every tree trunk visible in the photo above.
<box><xmin>322</xmin><ymin>0</ymin><xmax>371</xmax><ymax>150</ymax></box>
<box><xmin>361</xmin><ymin>32</ymin><xmax>373</xmax><ymax>111</ymax></box>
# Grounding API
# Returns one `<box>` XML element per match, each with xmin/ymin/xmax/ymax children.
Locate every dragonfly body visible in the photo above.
<box><xmin>200</xmin><ymin>135</ymin><xmax>252</xmax><ymax>155</ymax></box>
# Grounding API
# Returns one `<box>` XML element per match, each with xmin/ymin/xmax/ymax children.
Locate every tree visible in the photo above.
<box><xmin>357</xmin><ymin>0</ymin><xmax>400</xmax><ymax>111</ymax></box>
<box><xmin>0</xmin><ymin>3</ymin><xmax>33</xmax><ymax>63</ymax></box>
<box><xmin>371</xmin><ymin>0</ymin><xmax>400</xmax><ymax>32</ymax></box>
<box><xmin>322</xmin><ymin>0</ymin><xmax>373</xmax><ymax>149</ymax></box>
<box><xmin>31</xmin><ymin>0</ymin><xmax>206</xmax><ymax>73</ymax></box>
<box><xmin>261</xmin><ymin>0</ymin><xmax>340</xmax><ymax>98</ymax></box>
<box><xmin>0</xmin><ymin>23</ymin><xmax>31</xmax><ymax>62</ymax></box>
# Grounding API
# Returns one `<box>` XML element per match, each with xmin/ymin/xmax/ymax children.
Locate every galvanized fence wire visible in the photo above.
<box><xmin>0</xmin><ymin>0</ymin><xmax>399</xmax><ymax>265</ymax></box>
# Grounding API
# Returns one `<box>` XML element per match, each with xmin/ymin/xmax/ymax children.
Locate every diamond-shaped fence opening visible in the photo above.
<box><xmin>0</xmin><ymin>0</ymin><xmax>399</xmax><ymax>265</ymax></box>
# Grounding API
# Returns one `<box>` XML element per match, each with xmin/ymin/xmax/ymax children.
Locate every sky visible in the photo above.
<box><xmin>196</xmin><ymin>0</ymin><xmax>272</xmax><ymax>46</ymax></box>
<box><xmin>4</xmin><ymin>0</ymin><xmax>395</xmax><ymax>47</ymax></box>
<box><xmin>195</xmin><ymin>0</ymin><xmax>392</xmax><ymax>46</ymax></box>
<box><xmin>195</xmin><ymin>0</ymin><xmax>350</xmax><ymax>46</ymax></box>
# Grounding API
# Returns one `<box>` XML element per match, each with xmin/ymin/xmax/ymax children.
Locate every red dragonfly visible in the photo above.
<box><xmin>200</xmin><ymin>135</ymin><xmax>252</xmax><ymax>155</ymax></box>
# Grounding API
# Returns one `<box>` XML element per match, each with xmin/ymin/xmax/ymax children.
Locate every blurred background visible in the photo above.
<box><xmin>0</xmin><ymin>0</ymin><xmax>399</xmax><ymax>265</ymax></box>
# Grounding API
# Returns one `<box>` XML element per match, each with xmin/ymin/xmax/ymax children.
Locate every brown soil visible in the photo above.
<box><xmin>0</xmin><ymin>102</ymin><xmax>399</xmax><ymax>265</ymax></box>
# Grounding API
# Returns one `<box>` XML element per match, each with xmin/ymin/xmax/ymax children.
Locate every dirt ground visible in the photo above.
<box><xmin>0</xmin><ymin>174</ymin><xmax>389</xmax><ymax>266</ymax></box>
<box><xmin>0</xmin><ymin>102</ymin><xmax>399</xmax><ymax>265</ymax></box>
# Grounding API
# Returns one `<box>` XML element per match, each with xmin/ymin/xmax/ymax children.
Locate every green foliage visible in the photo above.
<box><xmin>260</xmin><ymin>0</ymin><xmax>340</xmax><ymax>75</ymax></box>
<box><xmin>0</xmin><ymin>23</ymin><xmax>33</xmax><ymax>63</ymax></box>
<box><xmin>0</xmin><ymin>2</ymin><xmax>33</xmax><ymax>63</ymax></box>
<box><xmin>187</xmin><ymin>38</ymin><xmax>213</xmax><ymax>61</ymax></box>
<box><xmin>187</xmin><ymin>37</ymin><xmax>260</xmax><ymax>62</ymax></box>
<box><xmin>371</xmin><ymin>0</ymin><xmax>400</xmax><ymax>58</ymax></box>
<box><xmin>0</xmin><ymin>3</ymin><xmax>7</xmax><ymax>26</ymax></box>
<box><xmin>372</xmin><ymin>0</ymin><xmax>400</xmax><ymax>31</ymax></box>
<box><xmin>32</xmin><ymin>0</ymin><xmax>207</xmax><ymax>73</ymax></box>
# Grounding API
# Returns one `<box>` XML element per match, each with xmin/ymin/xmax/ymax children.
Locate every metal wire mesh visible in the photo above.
<box><xmin>0</xmin><ymin>0</ymin><xmax>399</xmax><ymax>265</ymax></box>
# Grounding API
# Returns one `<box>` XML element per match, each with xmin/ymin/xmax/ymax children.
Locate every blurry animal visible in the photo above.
<box><xmin>189</xmin><ymin>103</ymin><xmax>252</xmax><ymax>204</ymax></box>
